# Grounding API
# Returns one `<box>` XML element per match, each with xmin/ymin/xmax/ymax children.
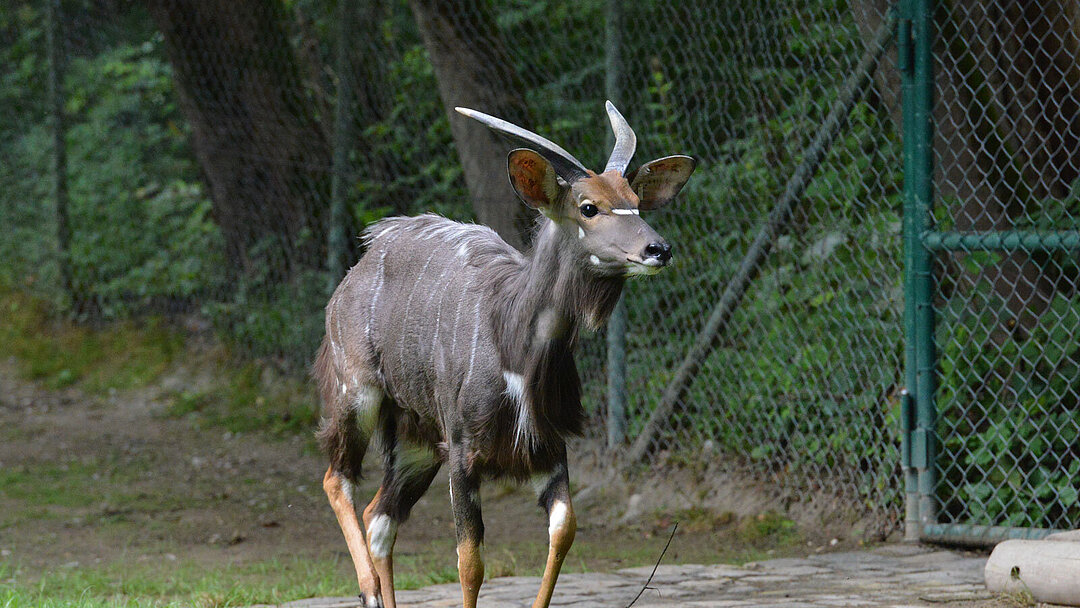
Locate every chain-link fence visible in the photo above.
<box><xmin>924</xmin><ymin>1</ymin><xmax>1080</xmax><ymax>540</ymax></box>
<box><xmin>7</xmin><ymin>0</ymin><xmax>1076</xmax><ymax>540</ymax></box>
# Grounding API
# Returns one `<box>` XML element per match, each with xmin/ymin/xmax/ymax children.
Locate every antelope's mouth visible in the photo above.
<box><xmin>625</xmin><ymin>255</ymin><xmax>667</xmax><ymax>276</ymax></box>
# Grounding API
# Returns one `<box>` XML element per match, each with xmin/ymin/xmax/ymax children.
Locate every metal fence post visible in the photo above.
<box><xmin>328</xmin><ymin>0</ymin><xmax>355</xmax><ymax>294</ymax></box>
<box><xmin>605</xmin><ymin>0</ymin><xmax>628</xmax><ymax>449</ymax></box>
<box><xmin>46</xmin><ymin>0</ymin><xmax>73</xmax><ymax>307</ymax></box>
<box><xmin>897</xmin><ymin>0</ymin><xmax>919</xmax><ymax>543</ymax></box>
<box><xmin>900</xmin><ymin>0</ymin><xmax>937</xmax><ymax>539</ymax></box>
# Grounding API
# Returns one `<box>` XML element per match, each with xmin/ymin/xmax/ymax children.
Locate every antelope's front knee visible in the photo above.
<box><xmin>547</xmin><ymin>500</ymin><xmax>576</xmax><ymax>557</ymax></box>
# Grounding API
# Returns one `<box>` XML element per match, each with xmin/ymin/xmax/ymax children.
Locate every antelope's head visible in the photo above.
<box><xmin>456</xmin><ymin>102</ymin><xmax>696</xmax><ymax>277</ymax></box>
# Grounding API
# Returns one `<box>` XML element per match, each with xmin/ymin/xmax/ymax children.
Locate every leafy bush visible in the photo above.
<box><xmin>0</xmin><ymin>12</ymin><xmax>225</xmax><ymax>316</ymax></box>
<box><xmin>938</xmin><ymin>289</ymin><xmax>1080</xmax><ymax>529</ymax></box>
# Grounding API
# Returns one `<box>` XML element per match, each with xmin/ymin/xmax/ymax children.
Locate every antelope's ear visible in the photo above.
<box><xmin>507</xmin><ymin>148</ymin><xmax>565</xmax><ymax>210</ymax></box>
<box><xmin>626</xmin><ymin>155</ymin><xmax>696</xmax><ymax>210</ymax></box>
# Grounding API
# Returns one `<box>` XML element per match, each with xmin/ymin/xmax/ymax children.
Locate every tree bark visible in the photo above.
<box><xmin>409</xmin><ymin>0</ymin><xmax>535</xmax><ymax>250</ymax></box>
<box><xmin>148</xmin><ymin>0</ymin><xmax>330</xmax><ymax>283</ymax></box>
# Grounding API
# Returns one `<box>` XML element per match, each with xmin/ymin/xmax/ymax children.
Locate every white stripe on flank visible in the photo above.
<box><xmin>449</xmin><ymin>280</ymin><xmax>468</xmax><ymax>359</ymax></box>
<box><xmin>464</xmin><ymin>299</ymin><xmax>482</xmax><ymax>386</ymax></box>
<box><xmin>430</xmin><ymin>263</ymin><xmax>455</xmax><ymax>355</ymax></box>
<box><xmin>610</xmin><ymin>208</ymin><xmax>640</xmax><ymax>215</ymax></box>
<box><xmin>367</xmin><ymin>250</ymin><xmax>388</xmax><ymax>340</ymax></box>
<box><xmin>367</xmin><ymin>514</ymin><xmax>397</xmax><ymax>559</ymax></box>
<box><xmin>398</xmin><ymin>249</ymin><xmax>439</xmax><ymax>367</ymax></box>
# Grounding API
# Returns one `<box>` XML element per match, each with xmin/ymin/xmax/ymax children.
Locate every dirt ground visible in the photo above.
<box><xmin>0</xmin><ymin>353</ymin><xmax>891</xmax><ymax>596</ymax></box>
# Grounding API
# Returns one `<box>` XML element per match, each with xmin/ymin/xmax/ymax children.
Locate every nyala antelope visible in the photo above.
<box><xmin>314</xmin><ymin>101</ymin><xmax>695</xmax><ymax>608</ymax></box>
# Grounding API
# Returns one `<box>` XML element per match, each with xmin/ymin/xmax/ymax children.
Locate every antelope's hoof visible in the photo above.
<box><xmin>357</xmin><ymin>592</ymin><xmax>384</xmax><ymax>608</ymax></box>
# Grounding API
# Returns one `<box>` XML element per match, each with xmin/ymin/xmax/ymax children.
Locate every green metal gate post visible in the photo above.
<box><xmin>911</xmin><ymin>0</ymin><xmax>939</xmax><ymax>537</ymax></box>
<box><xmin>900</xmin><ymin>0</ymin><xmax>936</xmax><ymax>541</ymax></box>
<box><xmin>904</xmin><ymin>5</ymin><xmax>1076</xmax><ymax>545</ymax></box>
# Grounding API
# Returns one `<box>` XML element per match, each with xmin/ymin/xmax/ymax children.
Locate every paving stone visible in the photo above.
<box><xmin>269</xmin><ymin>544</ymin><xmax>996</xmax><ymax>608</ymax></box>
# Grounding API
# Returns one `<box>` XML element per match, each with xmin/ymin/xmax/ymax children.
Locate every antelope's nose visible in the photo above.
<box><xmin>643</xmin><ymin>241</ymin><xmax>672</xmax><ymax>265</ymax></box>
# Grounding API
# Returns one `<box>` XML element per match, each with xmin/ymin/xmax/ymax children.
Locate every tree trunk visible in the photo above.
<box><xmin>409</xmin><ymin>0</ymin><xmax>535</xmax><ymax>250</ymax></box>
<box><xmin>148</xmin><ymin>0</ymin><xmax>330</xmax><ymax>284</ymax></box>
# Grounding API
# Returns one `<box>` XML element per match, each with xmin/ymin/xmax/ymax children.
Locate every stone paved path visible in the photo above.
<box><xmin>274</xmin><ymin>544</ymin><xmax>1000</xmax><ymax>608</ymax></box>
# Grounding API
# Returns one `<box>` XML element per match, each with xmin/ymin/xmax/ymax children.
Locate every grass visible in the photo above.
<box><xmin>0</xmin><ymin>287</ymin><xmax>320</xmax><ymax>438</ymax></box>
<box><xmin>0</xmin><ymin>518</ymin><xmax>803</xmax><ymax>608</ymax></box>
<box><xmin>162</xmin><ymin>364</ymin><xmax>320</xmax><ymax>437</ymax></box>
<box><xmin>0</xmin><ymin>556</ymin><xmax>461</xmax><ymax>608</ymax></box>
<box><xmin>0</xmin><ymin>557</ymin><xmax>357</xmax><ymax>608</ymax></box>
<box><xmin>0</xmin><ymin>288</ymin><xmax>183</xmax><ymax>393</ymax></box>
<box><xmin>0</xmin><ymin>455</ymin><xmax>207</xmax><ymax>531</ymax></box>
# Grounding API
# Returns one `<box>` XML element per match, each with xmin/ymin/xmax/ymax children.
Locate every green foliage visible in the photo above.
<box><xmin>202</xmin><ymin>268</ymin><xmax>327</xmax><ymax>369</ymax></box>
<box><xmin>736</xmin><ymin>511</ymin><xmax>800</xmax><ymax>545</ymax></box>
<box><xmin>165</xmin><ymin>362</ymin><xmax>320</xmax><ymax>437</ymax></box>
<box><xmin>938</xmin><ymin>289</ymin><xmax>1080</xmax><ymax>529</ymax></box>
<box><xmin>0</xmin><ymin>8</ymin><xmax>225</xmax><ymax>316</ymax></box>
<box><xmin>617</xmin><ymin>0</ymin><xmax>905</xmax><ymax>512</ymax></box>
<box><xmin>0</xmin><ymin>286</ymin><xmax>183</xmax><ymax>392</ymax></box>
<box><xmin>62</xmin><ymin>41</ymin><xmax>224</xmax><ymax>314</ymax></box>
<box><xmin>358</xmin><ymin>42</ymin><xmax>469</xmax><ymax>220</ymax></box>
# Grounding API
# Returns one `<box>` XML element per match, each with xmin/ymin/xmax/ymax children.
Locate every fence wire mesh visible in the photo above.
<box><xmin>932</xmin><ymin>2</ymin><xmax>1080</xmax><ymax>532</ymax></box>
<box><xmin>3</xmin><ymin>0</ymin><xmax>914</xmax><ymax>532</ymax></box>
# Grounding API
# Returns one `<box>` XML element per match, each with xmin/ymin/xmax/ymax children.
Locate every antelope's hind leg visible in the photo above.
<box><xmin>531</xmin><ymin>461</ymin><xmax>576</xmax><ymax>608</ymax></box>
<box><xmin>448</xmin><ymin>446</ymin><xmax>485</xmax><ymax>608</ymax></box>
<box><xmin>317</xmin><ymin>380</ymin><xmax>385</xmax><ymax>607</ymax></box>
<box><xmin>361</xmin><ymin>440</ymin><xmax>442</xmax><ymax>608</ymax></box>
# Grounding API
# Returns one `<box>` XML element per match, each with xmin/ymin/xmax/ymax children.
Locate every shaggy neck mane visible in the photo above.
<box><xmin>488</xmin><ymin>219</ymin><xmax>624</xmax><ymax>442</ymax></box>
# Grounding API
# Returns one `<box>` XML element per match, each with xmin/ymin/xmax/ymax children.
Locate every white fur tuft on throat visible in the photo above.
<box><xmin>503</xmin><ymin>371</ymin><xmax>533</xmax><ymax>448</ymax></box>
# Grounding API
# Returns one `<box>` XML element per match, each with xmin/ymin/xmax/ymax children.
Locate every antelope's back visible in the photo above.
<box><xmin>325</xmin><ymin>214</ymin><xmax>523</xmax><ymax>417</ymax></box>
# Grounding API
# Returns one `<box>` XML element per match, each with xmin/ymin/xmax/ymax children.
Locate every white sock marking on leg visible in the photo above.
<box><xmin>367</xmin><ymin>514</ymin><xmax>397</xmax><ymax>559</ymax></box>
<box><xmin>340</xmin><ymin>476</ymin><xmax>355</xmax><ymax>506</ymax></box>
<box><xmin>548</xmin><ymin>501</ymin><xmax>569</xmax><ymax>539</ymax></box>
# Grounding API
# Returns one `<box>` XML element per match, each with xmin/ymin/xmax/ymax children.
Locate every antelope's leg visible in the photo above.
<box><xmin>362</xmin><ymin>448</ymin><xmax>441</xmax><ymax>608</ymax></box>
<box><xmin>322</xmin><ymin>467</ymin><xmax>382</xmax><ymax>608</ymax></box>
<box><xmin>531</xmin><ymin>461</ymin><xmax>576</xmax><ymax>608</ymax></box>
<box><xmin>448</xmin><ymin>451</ymin><xmax>484</xmax><ymax>608</ymax></box>
<box><xmin>361</xmin><ymin>488</ymin><xmax>396</xmax><ymax>608</ymax></box>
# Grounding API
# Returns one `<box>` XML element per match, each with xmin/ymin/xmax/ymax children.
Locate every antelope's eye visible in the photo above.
<box><xmin>579</xmin><ymin>202</ymin><xmax>599</xmax><ymax>218</ymax></box>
